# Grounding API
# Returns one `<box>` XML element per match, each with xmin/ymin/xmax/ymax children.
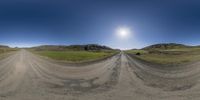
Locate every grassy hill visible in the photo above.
<box><xmin>31</xmin><ymin>44</ymin><xmax>113</xmax><ymax>51</ymax></box>
<box><xmin>142</xmin><ymin>43</ymin><xmax>190</xmax><ymax>50</ymax></box>
<box><xmin>30</xmin><ymin>44</ymin><xmax>118</xmax><ymax>62</ymax></box>
<box><xmin>126</xmin><ymin>43</ymin><xmax>200</xmax><ymax>65</ymax></box>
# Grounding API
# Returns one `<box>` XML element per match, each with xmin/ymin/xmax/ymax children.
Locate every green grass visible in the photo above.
<box><xmin>125</xmin><ymin>49</ymin><xmax>148</xmax><ymax>55</ymax></box>
<box><xmin>34</xmin><ymin>50</ymin><xmax>117</xmax><ymax>62</ymax></box>
<box><xmin>126</xmin><ymin>47</ymin><xmax>200</xmax><ymax>65</ymax></box>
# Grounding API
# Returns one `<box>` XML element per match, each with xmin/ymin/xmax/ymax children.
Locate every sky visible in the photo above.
<box><xmin>0</xmin><ymin>0</ymin><xmax>200</xmax><ymax>49</ymax></box>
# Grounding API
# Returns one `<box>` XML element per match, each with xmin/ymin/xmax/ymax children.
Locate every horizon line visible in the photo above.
<box><xmin>1</xmin><ymin>42</ymin><xmax>200</xmax><ymax>50</ymax></box>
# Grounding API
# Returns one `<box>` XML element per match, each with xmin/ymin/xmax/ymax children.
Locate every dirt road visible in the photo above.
<box><xmin>0</xmin><ymin>50</ymin><xmax>200</xmax><ymax>100</ymax></box>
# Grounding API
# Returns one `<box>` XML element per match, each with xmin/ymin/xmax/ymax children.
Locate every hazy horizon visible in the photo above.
<box><xmin>1</xmin><ymin>42</ymin><xmax>200</xmax><ymax>50</ymax></box>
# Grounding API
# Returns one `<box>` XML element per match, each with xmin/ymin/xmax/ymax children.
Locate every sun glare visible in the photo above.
<box><xmin>116</xmin><ymin>27</ymin><xmax>131</xmax><ymax>38</ymax></box>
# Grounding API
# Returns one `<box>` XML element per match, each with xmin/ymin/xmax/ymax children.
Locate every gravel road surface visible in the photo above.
<box><xmin>0</xmin><ymin>50</ymin><xmax>200</xmax><ymax>100</ymax></box>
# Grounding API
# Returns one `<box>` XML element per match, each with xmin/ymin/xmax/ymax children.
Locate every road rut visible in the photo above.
<box><xmin>0</xmin><ymin>50</ymin><xmax>200</xmax><ymax>100</ymax></box>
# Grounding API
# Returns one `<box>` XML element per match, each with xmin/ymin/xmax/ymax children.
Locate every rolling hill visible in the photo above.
<box><xmin>0</xmin><ymin>45</ymin><xmax>10</xmax><ymax>49</ymax></box>
<box><xmin>30</xmin><ymin>44</ymin><xmax>113</xmax><ymax>51</ymax></box>
<box><xmin>142</xmin><ymin>43</ymin><xmax>190</xmax><ymax>50</ymax></box>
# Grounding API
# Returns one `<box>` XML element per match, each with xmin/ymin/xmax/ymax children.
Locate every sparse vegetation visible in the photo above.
<box><xmin>142</xmin><ymin>43</ymin><xmax>190</xmax><ymax>50</ymax></box>
<box><xmin>126</xmin><ymin>43</ymin><xmax>200</xmax><ymax>65</ymax></box>
<box><xmin>34</xmin><ymin>50</ymin><xmax>117</xmax><ymax>62</ymax></box>
<box><xmin>0</xmin><ymin>45</ymin><xmax>19</xmax><ymax>59</ymax></box>
<box><xmin>30</xmin><ymin>44</ymin><xmax>113</xmax><ymax>51</ymax></box>
<box><xmin>0</xmin><ymin>45</ymin><xmax>18</xmax><ymax>54</ymax></box>
<box><xmin>30</xmin><ymin>44</ymin><xmax>119</xmax><ymax>62</ymax></box>
<box><xmin>126</xmin><ymin>49</ymin><xmax>148</xmax><ymax>55</ymax></box>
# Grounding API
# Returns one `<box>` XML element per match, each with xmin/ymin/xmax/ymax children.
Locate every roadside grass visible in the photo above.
<box><xmin>0</xmin><ymin>48</ymin><xmax>18</xmax><ymax>54</ymax></box>
<box><xmin>126</xmin><ymin>47</ymin><xmax>200</xmax><ymax>65</ymax></box>
<box><xmin>125</xmin><ymin>49</ymin><xmax>148</xmax><ymax>55</ymax></box>
<box><xmin>33</xmin><ymin>50</ymin><xmax>118</xmax><ymax>62</ymax></box>
<box><xmin>0</xmin><ymin>48</ymin><xmax>18</xmax><ymax>59</ymax></box>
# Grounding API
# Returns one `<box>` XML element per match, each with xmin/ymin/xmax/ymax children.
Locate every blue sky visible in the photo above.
<box><xmin>0</xmin><ymin>0</ymin><xmax>200</xmax><ymax>49</ymax></box>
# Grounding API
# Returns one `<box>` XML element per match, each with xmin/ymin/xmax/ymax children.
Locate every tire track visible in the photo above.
<box><xmin>1</xmin><ymin>50</ymin><xmax>200</xmax><ymax>100</ymax></box>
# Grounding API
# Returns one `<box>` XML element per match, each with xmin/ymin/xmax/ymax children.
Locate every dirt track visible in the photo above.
<box><xmin>0</xmin><ymin>50</ymin><xmax>200</xmax><ymax>100</ymax></box>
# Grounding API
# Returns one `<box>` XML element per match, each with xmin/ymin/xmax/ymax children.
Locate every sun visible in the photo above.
<box><xmin>116</xmin><ymin>27</ymin><xmax>131</xmax><ymax>38</ymax></box>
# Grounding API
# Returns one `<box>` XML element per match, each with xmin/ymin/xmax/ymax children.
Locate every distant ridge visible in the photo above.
<box><xmin>142</xmin><ymin>43</ymin><xmax>190</xmax><ymax>50</ymax></box>
<box><xmin>0</xmin><ymin>45</ymin><xmax>10</xmax><ymax>49</ymax></box>
<box><xmin>31</xmin><ymin>44</ymin><xmax>113</xmax><ymax>51</ymax></box>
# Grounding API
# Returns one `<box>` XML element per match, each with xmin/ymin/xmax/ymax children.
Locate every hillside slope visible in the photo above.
<box><xmin>142</xmin><ymin>43</ymin><xmax>189</xmax><ymax>50</ymax></box>
<box><xmin>31</xmin><ymin>44</ymin><xmax>113</xmax><ymax>51</ymax></box>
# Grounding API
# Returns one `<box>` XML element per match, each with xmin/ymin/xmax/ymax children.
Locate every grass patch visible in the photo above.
<box><xmin>0</xmin><ymin>48</ymin><xmax>18</xmax><ymax>59</ymax></box>
<box><xmin>126</xmin><ymin>47</ymin><xmax>200</xmax><ymax>65</ymax></box>
<box><xmin>0</xmin><ymin>48</ymin><xmax>18</xmax><ymax>54</ymax></box>
<box><xmin>34</xmin><ymin>50</ymin><xmax>117</xmax><ymax>62</ymax></box>
<box><xmin>125</xmin><ymin>49</ymin><xmax>148</xmax><ymax>55</ymax></box>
